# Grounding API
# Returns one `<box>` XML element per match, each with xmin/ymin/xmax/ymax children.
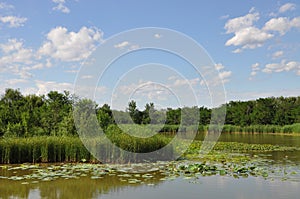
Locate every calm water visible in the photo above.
<box><xmin>1</xmin><ymin>133</ymin><xmax>300</xmax><ymax>199</ymax></box>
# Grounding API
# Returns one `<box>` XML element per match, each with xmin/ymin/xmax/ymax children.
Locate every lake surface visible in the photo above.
<box><xmin>1</xmin><ymin>133</ymin><xmax>300</xmax><ymax>199</ymax></box>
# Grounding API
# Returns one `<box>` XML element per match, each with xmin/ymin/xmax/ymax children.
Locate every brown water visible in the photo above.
<box><xmin>1</xmin><ymin>133</ymin><xmax>300</xmax><ymax>199</ymax></box>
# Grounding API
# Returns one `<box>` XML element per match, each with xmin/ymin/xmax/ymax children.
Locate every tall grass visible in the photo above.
<box><xmin>0</xmin><ymin>125</ymin><xmax>173</xmax><ymax>164</ymax></box>
<box><xmin>0</xmin><ymin>136</ymin><xmax>93</xmax><ymax>164</ymax></box>
<box><xmin>221</xmin><ymin>124</ymin><xmax>300</xmax><ymax>134</ymax></box>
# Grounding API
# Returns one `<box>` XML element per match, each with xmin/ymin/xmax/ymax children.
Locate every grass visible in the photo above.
<box><xmin>0</xmin><ymin>125</ymin><xmax>173</xmax><ymax>164</ymax></box>
<box><xmin>0</xmin><ymin>136</ymin><xmax>93</xmax><ymax>164</ymax></box>
<box><xmin>1</xmin><ymin>123</ymin><xmax>299</xmax><ymax>164</ymax></box>
<box><xmin>1</xmin><ymin>135</ymin><xmax>299</xmax><ymax>164</ymax></box>
<box><xmin>221</xmin><ymin>124</ymin><xmax>300</xmax><ymax>134</ymax></box>
<box><xmin>154</xmin><ymin>123</ymin><xmax>300</xmax><ymax>134</ymax></box>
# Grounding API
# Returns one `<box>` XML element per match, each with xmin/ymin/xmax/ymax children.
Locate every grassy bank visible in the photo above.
<box><xmin>0</xmin><ymin>130</ymin><xmax>172</xmax><ymax>164</ymax></box>
<box><xmin>0</xmin><ymin>136</ymin><xmax>91</xmax><ymax>164</ymax></box>
<box><xmin>221</xmin><ymin>123</ymin><xmax>300</xmax><ymax>134</ymax></box>
<box><xmin>1</xmin><ymin>135</ymin><xmax>299</xmax><ymax>164</ymax></box>
<box><xmin>159</xmin><ymin>123</ymin><xmax>300</xmax><ymax>134</ymax></box>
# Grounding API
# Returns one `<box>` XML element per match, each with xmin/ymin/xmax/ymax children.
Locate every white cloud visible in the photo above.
<box><xmin>154</xmin><ymin>33</ymin><xmax>162</xmax><ymax>39</ymax></box>
<box><xmin>251</xmin><ymin>63</ymin><xmax>260</xmax><ymax>70</ymax></box>
<box><xmin>81</xmin><ymin>75</ymin><xmax>93</xmax><ymax>79</ymax></box>
<box><xmin>272</xmin><ymin>50</ymin><xmax>284</xmax><ymax>59</ymax></box>
<box><xmin>219</xmin><ymin>71</ymin><xmax>232</xmax><ymax>83</ymax></box>
<box><xmin>263</xmin><ymin>17</ymin><xmax>290</xmax><ymax>35</ymax></box>
<box><xmin>0</xmin><ymin>2</ymin><xmax>14</xmax><ymax>10</ymax></box>
<box><xmin>224</xmin><ymin>10</ymin><xmax>274</xmax><ymax>50</ymax></box>
<box><xmin>0</xmin><ymin>16</ymin><xmax>27</xmax><ymax>28</ymax></box>
<box><xmin>220</xmin><ymin>15</ymin><xmax>230</xmax><ymax>20</ymax></box>
<box><xmin>263</xmin><ymin>17</ymin><xmax>300</xmax><ymax>35</ymax></box>
<box><xmin>291</xmin><ymin>17</ymin><xmax>300</xmax><ymax>28</ymax></box>
<box><xmin>225</xmin><ymin>27</ymin><xmax>273</xmax><ymax>49</ymax></box>
<box><xmin>228</xmin><ymin>88</ymin><xmax>300</xmax><ymax>103</ymax></box>
<box><xmin>65</xmin><ymin>69</ymin><xmax>78</xmax><ymax>73</ymax></box>
<box><xmin>39</xmin><ymin>26</ymin><xmax>102</xmax><ymax>62</ymax></box>
<box><xmin>249</xmin><ymin>63</ymin><xmax>260</xmax><ymax>79</ymax></box>
<box><xmin>114</xmin><ymin>41</ymin><xmax>140</xmax><ymax>51</ymax></box>
<box><xmin>216</xmin><ymin>63</ymin><xmax>232</xmax><ymax>83</ymax></box>
<box><xmin>200</xmin><ymin>64</ymin><xmax>232</xmax><ymax>85</ymax></box>
<box><xmin>34</xmin><ymin>80</ymin><xmax>73</xmax><ymax>95</ymax></box>
<box><xmin>52</xmin><ymin>0</ymin><xmax>70</xmax><ymax>14</ymax></box>
<box><xmin>232</xmin><ymin>48</ymin><xmax>242</xmax><ymax>53</ymax></box>
<box><xmin>0</xmin><ymin>39</ymin><xmax>34</xmax><ymax>70</ymax></box>
<box><xmin>262</xmin><ymin>60</ymin><xmax>300</xmax><ymax>75</ymax></box>
<box><xmin>224</xmin><ymin>7</ymin><xmax>300</xmax><ymax>51</ymax></box>
<box><xmin>5</xmin><ymin>78</ymin><xmax>28</xmax><ymax>85</ymax></box>
<box><xmin>0</xmin><ymin>38</ymin><xmax>23</xmax><ymax>53</ymax></box>
<box><xmin>173</xmin><ymin>78</ymin><xmax>200</xmax><ymax>87</ymax></box>
<box><xmin>224</xmin><ymin>11</ymin><xmax>259</xmax><ymax>33</ymax></box>
<box><xmin>250</xmin><ymin>71</ymin><xmax>257</xmax><ymax>76</ymax></box>
<box><xmin>0</xmin><ymin>39</ymin><xmax>54</xmax><ymax>79</ymax></box>
<box><xmin>279</xmin><ymin>3</ymin><xmax>296</xmax><ymax>13</ymax></box>
<box><xmin>114</xmin><ymin>41</ymin><xmax>130</xmax><ymax>49</ymax></box>
<box><xmin>215</xmin><ymin>63</ymin><xmax>225</xmax><ymax>70</ymax></box>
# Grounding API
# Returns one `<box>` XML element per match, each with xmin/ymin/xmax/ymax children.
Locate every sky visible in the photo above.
<box><xmin>0</xmin><ymin>0</ymin><xmax>299</xmax><ymax>109</ymax></box>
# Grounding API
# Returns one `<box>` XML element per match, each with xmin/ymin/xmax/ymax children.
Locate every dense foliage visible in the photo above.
<box><xmin>0</xmin><ymin>88</ymin><xmax>299</xmax><ymax>137</ymax></box>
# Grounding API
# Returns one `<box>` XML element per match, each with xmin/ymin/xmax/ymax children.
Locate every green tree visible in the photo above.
<box><xmin>97</xmin><ymin>104</ymin><xmax>114</xmax><ymax>131</ymax></box>
<box><xmin>128</xmin><ymin>100</ymin><xmax>142</xmax><ymax>124</ymax></box>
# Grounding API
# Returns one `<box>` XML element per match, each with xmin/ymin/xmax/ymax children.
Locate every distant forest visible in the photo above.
<box><xmin>0</xmin><ymin>88</ymin><xmax>299</xmax><ymax>137</ymax></box>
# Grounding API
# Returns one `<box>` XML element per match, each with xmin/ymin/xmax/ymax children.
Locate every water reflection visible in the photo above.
<box><xmin>98</xmin><ymin>176</ymin><xmax>300</xmax><ymax>199</ymax></box>
<box><xmin>0</xmin><ymin>169</ymin><xmax>166</xmax><ymax>199</ymax></box>
<box><xmin>1</xmin><ymin>133</ymin><xmax>300</xmax><ymax>199</ymax></box>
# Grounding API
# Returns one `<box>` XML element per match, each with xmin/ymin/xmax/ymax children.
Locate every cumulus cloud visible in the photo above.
<box><xmin>224</xmin><ymin>12</ymin><xmax>259</xmax><ymax>33</ymax></box>
<box><xmin>173</xmin><ymin>78</ymin><xmax>200</xmax><ymax>87</ymax></box>
<box><xmin>0</xmin><ymin>16</ymin><xmax>27</xmax><ymax>28</ymax></box>
<box><xmin>200</xmin><ymin>63</ymin><xmax>232</xmax><ymax>86</ymax></box>
<box><xmin>263</xmin><ymin>17</ymin><xmax>291</xmax><ymax>35</ymax></box>
<box><xmin>224</xmin><ymin>10</ymin><xmax>273</xmax><ymax>51</ymax></box>
<box><xmin>154</xmin><ymin>33</ymin><xmax>162</xmax><ymax>39</ymax></box>
<box><xmin>114</xmin><ymin>41</ymin><xmax>130</xmax><ymax>49</ymax></box>
<box><xmin>52</xmin><ymin>0</ymin><xmax>70</xmax><ymax>14</ymax></box>
<box><xmin>249</xmin><ymin>63</ymin><xmax>260</xmax><ymax>79</ymax></box>
<box><xmin>114</xmin><ymin>41</ymin><xmax>140</xmax><ymax>50</ymax></box>
<box><xmin>262</xmin><ymin>60</ymin><xmax>300</xmax><ymax>75</ymax></box>
<box><xmin>216</xmin><ymin>63</ymin><xmax>232</xmax><ymax>83</ymax></box>
<box><xmin>263</xmin><ymin>17</ymin><xmax>300</xmax><ymax>35</ymax></box>
<box><xmin>0</xmin><ymin>39</ymin><xmax>34</xmax><ymax>75</ymax></box>
<box><xmin>215</xmin><ymin>63</ymin><xmax>225</xmax><ymax>70</ymax></box>
<box><xmin>219</xmin><ymin>71</ymin><xmax>232</xmax><ymax>83</ymax></box>
<box><xmin>279</xmin><ymin>3</ymin><xmax>296</xmax><ymax>13</ymax></box>
<box><xmin>34</xmin><ymin>80</ymin><xmax>73</xmax><ymax>95</ymax></box>
<box><xmin>225</xmin><ymin>27</ymin><xmax>273</xmax><ymax>50</ymax></box>
<box><xmin>39</xmin><ymin>26</ymin><xmax>102</xmax><ymax>62</ymax></box>
<box><xmin>224</xmin><ymin>6</ymin><xmax>300</xmax><ymax>52</ymax></box>
<box><xmin>81</xmin><ymin>75</ymin><xmax>94</xmax><ymax>79</ymax></box>
<box><xmin>0</xmin><ymin>38</ymin><xmax>55</xmax><ymax>79</ymax></box>
<box><xmin>5</xmin><ymin>78</ymin><xmax>28</xmax><ymax>86</ymax></box>
<box><xmin>272</xmin><ymin>51</ymin><xmax>284</xmax><ymax>59</ymax></box>
<box><xmin>0</xmin><ymin>2</ymin><xmax>14</xmax><ymax>10</ymax></box>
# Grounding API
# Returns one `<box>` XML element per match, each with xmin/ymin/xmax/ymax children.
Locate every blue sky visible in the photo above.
<box><xmin>0</xmin><ymin>0</ymin><xmax>299</xmax><ymax>109</ymax></box>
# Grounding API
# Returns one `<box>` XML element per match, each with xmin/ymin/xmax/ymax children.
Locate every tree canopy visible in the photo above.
<box><xmin>0</xmin><ymin>88</ymin><xmax>299</xmax><ymax>137</ymax></box>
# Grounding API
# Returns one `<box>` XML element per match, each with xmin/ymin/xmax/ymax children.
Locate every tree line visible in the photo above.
<box><xmin>0</xmin><ymin>88</ymin><xmax>299</xmax><ymax>137</ymax></box>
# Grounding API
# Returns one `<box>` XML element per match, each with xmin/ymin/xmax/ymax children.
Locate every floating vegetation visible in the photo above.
<box><xmin>0</xmin><ymin>154</ymin><xmax>299</xmax><ymax>186</ymax></box>
<box><xmin>1</xmin><ymin>134</ymin><xmax>299</xmax><ymax>164</ymax></box>
<box><xmin>184</xmin><ymin>140</ymin><xmax>300</xmax><ymax>156</ymax></box>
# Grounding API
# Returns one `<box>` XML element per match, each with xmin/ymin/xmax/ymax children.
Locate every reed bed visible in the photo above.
<box><xmin>0</xmin><ymin>125</ymin><xmax>173</xmax><ymax>164</ymax></box>
<box><xmin>0</xmin><ymin>136</ymin><xmax>92</xmax><ymax>164</ymax></box>
<box><xmin>221</xmin><ymin>123</ymin><xmax>300</xmax><ymax>134</ymax></box>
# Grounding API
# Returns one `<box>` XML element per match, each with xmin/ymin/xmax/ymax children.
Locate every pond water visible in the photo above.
<box><xmin>1</xmin><ymin>133</ymin><xmax>300</xmax><ymax>199</ymax></box>
<box><xmin>197</xmin><ymin>133</ymin><xmax>300</xmax><ymax>163</ymax></box>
